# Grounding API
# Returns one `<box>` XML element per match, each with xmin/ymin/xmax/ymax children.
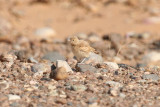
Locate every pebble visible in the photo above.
<box><xmin>84</xmin><ymin>52</ymin><xmax>103</xmax><ymax>64</ymax></box>
<box><xmin>109</xmin><ymin>89</ymin><xmax>119</xmax><ymax>96</ymax></box>
<box><xmin>76</xmin><ymin>63</ymin><xmax>97</xmax><ymax>72</ymax></box>
<box><xmin>119</xmin><ymin>93</ymin><xmax>126</xmax><ymax>98</ymax></box>
<box><xmin>0</xmin><ymin>80</ymin><xmax>9</xmax><ymax>90</ymax></box>
<box><xmin>142</xmin><ymin>51</ymin><xmax>160</xmax><ymax>63</ymax></box>
<box><xmin>56</xmin><ymin>60</ymin><xmax>72</xmax><ymax>73</ymax></box>
<box><xmin>106</xmin><ymin>81</ymin><xmax>122</xmax><ymax>89</ymax></box>
<box><xmin>71</xmin><ymin>84</ymin><xmax>87</xmax><ymax>92</ymax></box>
<box><xmin>142</xmin><ymin>74</ymin><xmax>159</xmax><ymax>81</ymax></box>
<box><xmin>49</xmin><ymin>90</ymin><xmax>59</xmax><ymax>96</ymax></box>
<box><xmin>75</xmin><ymin>33</ymin><xmax>88</xmax><ymax>40</ymax></box>
<box><xmin>104</xmin><ymin>62</ymin><xmax>119</xmax><ymax>70</ymax></box>
<box><xmin>51</xmin><ymin>67</ymin><xmax>69</xmax><ymax>80</ymax></box>
<box><xmin>88</xmin><ymin>33</ymin><xmax>101</xmax><ymax>42</ymax></box>
<box><xmin>31</xmin><ymin>63</ymin><xmax>50</xmax><ymax>73</ymax></box>
<box><xmin>31</xmin><ymin>63</ymin><xmax>50</xmax><ymax>78</ymax></box>
<box><xmin>42</xmin><ymin>51</ymin><xmax>66</xmax><ymax>63</ymax></box>
<box><xmin>0</xmin><ymin>53</ymin><xmax>17</xmax><ymax>62</ymax></box>
<box><xmin>34</xmin><ymin>27</ymin><xmax>56</xmax><ymax>39</ymax></box>
<box><xmin>28</xmin><ymin>57</ymin><xmax>38</xmax><ymax>63</ymax></box>
<box><xmin>8</xmin><ymin>94</ymin><xmax>21</xmax><ymax>100</ymax></box>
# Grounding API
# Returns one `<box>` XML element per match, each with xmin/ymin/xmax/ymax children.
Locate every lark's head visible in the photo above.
<box><xmin>70</xmin><ymin>36</ymin><xmax>79</xmax><ymax>45</ymax></box>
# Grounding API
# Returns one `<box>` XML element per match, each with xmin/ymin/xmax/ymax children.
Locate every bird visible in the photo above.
<box><xmin>69</xmin><ymin>36</ymin><xmax>98</xmax><ymax>63</ymax></box>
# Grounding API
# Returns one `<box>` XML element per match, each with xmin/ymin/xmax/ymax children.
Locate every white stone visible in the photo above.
<box><xmin>8</xmin><ymin>94</ymin><xmax>21</xmax><ymax>100</ymax></box>
<box><xmin>34</xmin><ymin>27</ymin><xmax>56</xmax><ymax>39</ymax></box>
<box><xmin>56</xmin><ymin>60</ymin><xmax>73</xmax><ymax>72</ymax></box>
<box><xmin>104</xmin><ymin>62</ymin><xmax>119</xmax><ymax>70</ymax></box>
<box><xmin>143</xmin><ymin>51</ymin><xmax>160</xmax><ymax>62</ymax></box>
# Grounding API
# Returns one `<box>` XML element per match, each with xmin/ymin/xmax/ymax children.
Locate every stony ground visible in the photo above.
<box><xmin>0</xmin><ymin>0</ymin><xmax>160</xmax><ymax>107</ymax></box>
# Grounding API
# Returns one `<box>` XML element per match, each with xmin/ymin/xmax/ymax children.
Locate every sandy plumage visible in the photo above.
<box><xmin>70</xmin><ymin>36</ymin><xmax>98</xmax><ymax>62</ymax></box>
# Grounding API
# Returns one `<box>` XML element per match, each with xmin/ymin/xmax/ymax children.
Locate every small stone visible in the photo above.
<box><xmin>49</xmin><ymin>90</ymin><xmax>59</xmax><ymax>96</ymax></box>
<box><xmin>88</xmin><ymin>33</ymin><xmax>101</xmax><ymax>42</ymax></box>
<box><xmin>51</xmin><ymin>67</ymin><xmax>69</xmax><ymax>80</ymax></box>
<box><xmin>104</xmin><ymin>62</ymin><xmax>119</xmax><ymax>70</ymax></box>
<box><xmin>142</xmin><ymin>51</ymin><xmax>160</xmax><ymax>63</ymax></box>
<box><xmin>56</xmin><ymin>60</ymin><xmax>72</xmax><ymax>72</ymax></box>
<box><xmin>34</xmin><ymin>27</ymin><xmax>56</xmax><ymax>39</ymax></box>
<box><xmin>76</xmin><ymin>63</ymin><xmax>97</xmax><ymax>72</ymax></box>
<box><xmin>142</xmin><ymin>74</ymin><xmax>159</xmax><ymax>81</ymax></box>
<box><xmin>42</xmin><ymin>51</ymin><xmax>66</xmax><ymax>63</ymax></box>
<box><xmin>109</xmin><ymin>89</ymin><xmax>118</xmax><ymax>96</ymax></box>
<box><xmin>119</xmin><ymin>93</ymin><xmax>126</xmax><ymax>98</ymax></box>
<box><xmin>106</xmin><ymin>81</ymin><xmax>122</xmax><ymax>88</ymax></box>
<box><xmin>55</xmin><ymin>99</ymin><xmax>67</xmax><ymax>104</ymax></box>
<box><xmin>31</xmin><ymin>63</ymin><xmax>51</xmax><ymax>78</ymax></box>
<box><xmin>28</xmin><ymin>57</ymin><xmax>38</xmax><ymax>63</ymax></box>
<box><xmin>31</xmin><ymin>63</ymin><xmax>50</xmax><ymax>73</ymax></box>
<box><xmin>84</xmin><ymin>52</ymin><xmax>103</xmax><ymax>64</ymax></box>
<box><xmin>71</xmin><ymin>84</ymin><xmax>87</xmax><ymax>92</ymax></box>
<box><xmin>8</xmin><ymin>94</ymin><xmax>21</xmax><ymax>100</ymax></box>
<box><xmin>76</xmin><ymin>33</ymin><xmax>88</xmax><ymax>40</ymax></box>
<box><xmin>101</xmin><ymin>69</ymin><xmax>108</xmax><ymax>72</ymax></box>
<box><xmin>0</xmin><ymin>81</ymin><xmax>9</xmax><ymax>90</ymax></box>
<box><xmin>0</xmin><ymin>53</ymin><xmax>17</xmax><ymax>62</ymax></box>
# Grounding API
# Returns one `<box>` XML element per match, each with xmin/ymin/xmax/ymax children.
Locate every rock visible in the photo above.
<box><xmin>109</xmin><ymin>89</ymin><xmax>119</xmax><ymax>96</ymax></box>
<box><xmin>0</xmin><ymin>53</ymin><xmax>17</xmax><ymax>62</ymax></box>
<box><xmin>0</xmin><ymin>17</ymin><xmax>12</xmax><ymax>36</ymax></box>
<box><xmin>34</xmin><ymin>27</ymin><xmax>56</xmax><ymax>39</ymax></box>
<box><xmin>51</xmin><ymin>67</ymin><xmax>69</xmax><ymax>80</ymax></box>
<box><xmin>119</xmin><ymin>93</ymin><xmax>126</xmax><ymax>98</ymax></box>
<box><xmin>56</xmin><ymin>60</ymin><xmax>72</xmax><ymax>72</ymax></box>
<box><xmin>104</xmin><ymin>62</ymin><xmax>119</xmax><ymax>70</ymax></box>
<box><xmin>28</xmin><ymin>57</ymin><xmax>38</xmax><ymax>63</ymax></box>
<box><xmin>31</xmin><ymin>63</ymin><xmax>51</xmax><ymax>78</ymax></box>
<box><xmin>142</xmin><ymin>74</ymin><xmax>159</xmax><ymax>81</ymax></box>
<box><xmin>76</xmin><ymin>63</ymin><xmax>97</xmax><ymax>72</ymax></box>
<box><xmin>14</xmin><ymin>50</ymin><xmax>27</xmax><ymax>62</ymax></box>
<box><xmin>71</xmin><ymin>84</ymin><xmax>87</xmax><ymax>92</ymax></box>
<box><xmin>88</xmin><ymin>33</ymin><xmax>101</xmax><ymax>42</ymax></box>
<box><xmin>0</xmin><ymin>81</ymin><xmax>9</xmax><ymax>90</ymax></box>
<box><xmin>48</xmin><ymin>90</ymin><xmax>59</xmax><ymax>96</ymax></box>
<box><xmin>8</xmin><ymin>94</ymin><xmax>21</xmax><ymax>100</ymax></box>
<box><xmin>106</xmin><ymin>81</ymin><xmax>122</xmax><ymax>89</ymax></box>
<box><xmin>101</xmin><ymin>69</ymin><xmax>108</xmax><ymax>72</ymax></box>
<box><xmin>76</xmin><ymin>33</ymin><xmax>88</xmax><ymax>40</ymax></box>
<box><xmin>31</xmin><ymin>63</ymin><xmax>50</xmax><ymax>73</ymax></box>
<box><xmin>84</xmin><ymin>52</ymin><xmax>103</xmax><ymax>64</ymax></box>
<box><xmin>142</xmin><ymin>51</ymin><xmax>160</xmax><ymax>63</ymax></box>
<box><xmin>42</xmin><ymin>51</ymin><xmax>66</xmax><ymax>63</ymax></box>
